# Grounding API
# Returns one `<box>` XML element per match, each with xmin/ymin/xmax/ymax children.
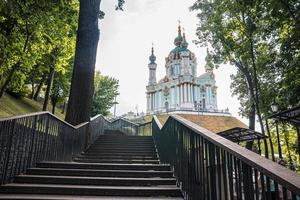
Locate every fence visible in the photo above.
<box><xmin>109</xmin><ymin>118</ymin><xmax>152</xmax><ymax>136</ymax></box>
<box><xmin>153</xmin><ymin>115</ymin><xmax>300</xmax><ymax>200</ymax></box>
<box><xmin>0</xmin><ymin>112</ymin><xmax>110</xmax><ymax>185</ymax></box>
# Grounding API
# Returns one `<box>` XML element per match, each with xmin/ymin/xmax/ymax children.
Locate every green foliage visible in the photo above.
<box><xmin>191</xmin><ymin>0</ymin><xmax>300</xmax><ymax>117</ymax></box>
<box><xmin>92</xmin><ymin>71</ymin><xmax>119</xmax><ymax>116</ymax></box>
<box><xmin>50</xmin><ymin>70</ymin><xmax>71</xmax><ymax>113</ymax></box>
<box><xmin>0</xmin><ymin>0</ymin><xmax>78</xmax><ymax>97</ymax></box>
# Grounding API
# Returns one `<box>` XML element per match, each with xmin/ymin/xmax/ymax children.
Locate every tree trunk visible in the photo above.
<box><xmin>52</xmin><ymin>102</ymin><xmax>57</xmax><ymax>114</ymax></box>
<box><xmin>238</xmin><ymin>63</ymin><xmax>256</xmax><ymax>150</ymax></box>
<box><xmin>34</xmin><ymin>74</ymin><xmax>47</xmax><ymax>101</ymax></box>
<box><xmin>30</xmin><ymin>77</ymin><xmax>35</xmax><ymax>99</ymax></box>
<box><xmin>43</xmin><ymin>67</ymin><xmax>55</xmax><ymax>111</ymax></box>
<box><xmin>65</xmin><ymin>0</ymin><xmax>101</xmax><ymax>125</ymax></box>
<box><xmin>0</xmin><ymin>62</ymin><xmax>20</xmax><ymax>98</ymax></box>
<box><xmin>246</xmin><ymin>104</ymin><xmax>255</xmax><ymax>150</ymax></box>
<box><xmin>61</xmin><ymin>101</ymin><xmax>66</xmax><ymax>114</ymax></box>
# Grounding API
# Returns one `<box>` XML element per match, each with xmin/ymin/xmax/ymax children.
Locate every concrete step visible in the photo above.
<box><xmin>97</xmin><ymin>135</ymin><xmax>152</xmax><ymax>139</ymax></box>
<box><xmin>27</xmin><ymin>168</ymin><xmax>174</xmax><ymax>178</ymax></box>
<box><xmin>77</xmin><ymin>154</ymin><xmax>158</xmax><ymax>160</ymax></box>
<box><xmin>0</xmin><ymin>194</ymin><xmax>183</xmax><ymax>199</ymax></box>
<box><xmin>37</xmin><ymin>162</ymin><xmax>169</xmax><ymax>171</ymax></box>
<box><xmin>85</xmin><ymin>149</ymin><xmax>157</xmax><ymax>154</ymax></box>
<box><xmin>91</xmin><ymin>143</ymin><xmax>155</xmax><ymax>148</ymax></box>
<box><xmin>87</xmin><ymin>148</ymin><xmax>156</xmax><ymax>152</ymax></box>
<box><xmin>0</xmin><ymin>184</ymin><xmax>182</xmax><ymax>197</ymax></box>
<box><xmin>74</xmin><ymin>158</ymin><xmax>160</xmax><ymax>164</ymax></box>
<box><xmin>92</xmin><ymin>142</ymin><xmax>154</xmax><ymax>146</ymax></box>
<box><xmin>82</xmin><ymin>151</ymin><xmax>157</xmax><ymax>156</ymax></box>
<box><xmin>15</xmin><ymin>175</ymin><xmax>176</xmax><ymax>186</ymax></box>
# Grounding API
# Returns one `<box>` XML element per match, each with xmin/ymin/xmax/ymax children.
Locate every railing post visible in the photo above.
<box><xmin>1</xmin><ymin>120</ymin><xmax>16</xmax><ymax>184</ymax></box>
<box><xmin>85</xmin><ymin>119</ymin><xmax>91</xmax><ymax>150</ymax></box>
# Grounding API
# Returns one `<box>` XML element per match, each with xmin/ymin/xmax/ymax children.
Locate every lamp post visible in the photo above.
<box><xmin>271</xmin><ymin>101</ymin><xmax>282</xmax><ymax>160</ymax></box>
<box><xmin>113</xmin><ymin>96</ymin><xmax>119</xmax><ymax>118</ymax></box>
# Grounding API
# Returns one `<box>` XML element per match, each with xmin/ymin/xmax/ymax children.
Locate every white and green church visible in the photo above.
<box><xmin>146</xmin><ymin>25</ymin><xmax>224</xmax><ymax>115</ymax></box>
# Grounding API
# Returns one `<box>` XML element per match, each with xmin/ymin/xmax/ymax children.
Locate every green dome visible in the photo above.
<box><xmin>149</xmin><ymin>54</ymin><xmax>156</xmax><ymax>63</ymax></box>
<box><xmin>171</xmin><ymin>46</ymin><xmax>190</xmax><ymax>54</ymax></box>
<box><xmin>174</xmin><ymin>35</ymin><xmax>183</xmax><ymax>46</ymax></box>
<box><xmin>149</xmin><ymin>47</ymin><xmax>156</xmax><ymax>64</ymax></box>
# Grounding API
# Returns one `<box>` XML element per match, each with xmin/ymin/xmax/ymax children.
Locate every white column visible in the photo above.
<box><xmin>146</xmin><ymin>95</ymin><xmax>148</xmax><ymax>111</ymax></box>
<box><xmin>191</xmin><ymin>85</ymin><xmax>194</xmax><ymax>103</ymax></box>
<box><xmin>189</xmin><ymin>84</ymin><xmax>192</xmax><ymax>102</ymax></box>
<box><xmin>187</xmin><ymin>84</ymin><xmax>189</xmax><ymax>102</ymax></box>
<box><xmin>154</xmin><ymin>92</ymin><xmax>156</xmax><ymax>111</ymax></box>
<box><xmin>172</xmin><ymin>87</ymin><xmax>175</xmax><ymax>107</ymax></box>
<box><xmin>183</xmin><ymin>84</ymin><xmax>185</xmax><ymax>102</ymax></box>
<box><xmin>180</xmin><ymin>85</ymin><xmax>183</xmax><ymax>103</ymax></box>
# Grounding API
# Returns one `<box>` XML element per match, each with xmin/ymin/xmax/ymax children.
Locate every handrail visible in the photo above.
<box><xmin>0</xmin><ymin>112</ymin><xmax>110</xmax><ymax>185</ymax></box>
<box><xmin>153</xmin><ymin>114</ymin><xmax>300</xmax><ymax>199</ymax></box>
<box><xmin>110</xmin><ymin>117</ymin><xmax>140</xmax><ymax>126</ymax></box>
<box><xmin>0</xmin><ymin>111</ymin><xmax>89</xmax><ymax>129</ymax></box>
<box><xmin>0</xmin><ymin>111</ymin><xmax>49</xmax><ymax>122</ymax></box>
<box><xmin>172</xmin><ymin>115</ymin><xmax>300</xmax><ymax>193</ymax></box>
<box><xmin>153</xmin><ymin>115</ymin><xmax>162</xmax><ymax>129</ymax></box>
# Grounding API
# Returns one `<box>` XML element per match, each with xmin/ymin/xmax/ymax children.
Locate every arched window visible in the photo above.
<box><xmin>171</xmin><ymin>66</ymin><xmax>174</xmax><ymax>75</ymax></box>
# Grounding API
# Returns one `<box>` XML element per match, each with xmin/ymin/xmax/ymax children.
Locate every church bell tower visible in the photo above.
<box><xmin>148</xmin><ymin>46</ymin><xmax>157</xmax><ymax>86</ymax></box>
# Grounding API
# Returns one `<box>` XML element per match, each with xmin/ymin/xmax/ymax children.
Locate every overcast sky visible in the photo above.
<box><xmin>96</xmin><ymin>0</ymin><xmax>247</xmax><ymax>124</ymax></box>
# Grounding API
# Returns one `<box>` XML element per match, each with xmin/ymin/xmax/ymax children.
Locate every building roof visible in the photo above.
<box><xmin>155</xmin><ymin>114</ymin><xmax>247</xmax><ymax>133</ymax></box>
<box><xmin>217</xmin><ymin>127</ymin><xmax>267</xmax><ymax>143</ymax></box>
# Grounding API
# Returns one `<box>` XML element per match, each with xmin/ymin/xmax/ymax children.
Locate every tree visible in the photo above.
<box><xmin>65</xmin><ymin>0</ymin><xmax>125</xmax><ymax>125</ymax></box>
<box><xmin>50</xmin><ymin>71</ymin><xmax>70</xmax><ymax>114</ymax></box>
<box><xmin>190</xmin><ymin>0</ymin><xmax>299</xmax><ymax>131</ymax></box>
<box><xmin>92</xmin><ymin>71</ymin><xmax>119</xmax><ymax>116</ymax></box>
<box><xmin>0</xmin><ymin>0</ymin><xmax>78</xmax><ymax>102</ymax></box>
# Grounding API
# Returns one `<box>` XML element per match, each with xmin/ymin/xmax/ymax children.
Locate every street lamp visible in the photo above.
<box><xmin>271</xmin><ymin>101</ymin><xmax>279</xmax><ymax>113</ymax></box>
<box><xmin>112</xmin><ymin>97</ymin><xmax>119</xmax><ymax>118</ymax></box>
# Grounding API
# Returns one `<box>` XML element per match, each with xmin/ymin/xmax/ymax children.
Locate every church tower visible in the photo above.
<box><xmin>148</xmin><ymin>46</ymin><xmax>157</xmax><ymax>86</ymax></box>
<box><xmin>146</xmin><ymin>24</ymin><xmax>221</xmax><ymax>115</ymax></box>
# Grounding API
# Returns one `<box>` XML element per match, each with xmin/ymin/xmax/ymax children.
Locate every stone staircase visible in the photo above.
<box><xmin>0</xmin><ymin>133</ymin><xmax>183</xmax><ymax>199</ymax></box>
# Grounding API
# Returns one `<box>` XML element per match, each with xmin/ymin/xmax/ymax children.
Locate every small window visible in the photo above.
<box><xmin>171</xmin><ymin>66</ymin><xmax>174</xmax><ymax>75</ymax></box>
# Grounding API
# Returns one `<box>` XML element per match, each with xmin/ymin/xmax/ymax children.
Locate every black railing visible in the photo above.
<box><xmin>0</xmin><ymin>112</ymin><xmax>110</xmax><ymax>185</ymax></box>
<box><xmin>153</xmin><ymin>115</ymin><xmax>300</xmax><ymax>200</ymax></box>
<box><xmin>110</xmin><ymin>118</ymin><xmax>152</xmax><ymax>136</ymax></box>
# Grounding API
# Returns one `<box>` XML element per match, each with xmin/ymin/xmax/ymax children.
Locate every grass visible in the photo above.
<box><xmin>0</xmin><ymin>93</ymin><xmax>65</xmax><ymax>120</ymax></box>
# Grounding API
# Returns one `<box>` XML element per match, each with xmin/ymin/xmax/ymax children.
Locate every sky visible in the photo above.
<box><xmin>96</xmin><ymin>0</ymin><xmax>247</xmax><ymax>124</ymax></box>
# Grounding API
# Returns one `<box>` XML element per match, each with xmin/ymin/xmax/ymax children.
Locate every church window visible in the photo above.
<box><xmin>171</xmin><ymin>66</ymin><xmax>174</xmax><ymax>75</ymax></box>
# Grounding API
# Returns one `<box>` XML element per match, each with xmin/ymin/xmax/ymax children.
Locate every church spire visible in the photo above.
<box><xmin>181</xmin><ymin>28</ymin><xmax>188</xmax><ymax>48</ymax></box>
<box><xmin>149</xmin><ymin>43</ymin><xmax>156</xmax><ymax>64</ymax></box>
<box><xmin>174</xmin><ymin>21</ymin><xmax>183</xmax><ymax>47</ymax></box>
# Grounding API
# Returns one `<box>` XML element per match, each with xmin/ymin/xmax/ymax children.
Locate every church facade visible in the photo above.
<box><xmin>146</xmin><ymin>25</ymin><xmax>220</xmax><ymax>115</ymax></box>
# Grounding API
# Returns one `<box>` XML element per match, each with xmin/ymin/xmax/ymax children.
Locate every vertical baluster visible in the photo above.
<box><xmin>221</xmin><ymin>149</ymin><xmax>228</xmax><ymax>200</ymax></box>
<box><xmin>260</xmin><ymin>172</ymin><xmax>266</xmax><ymax>200</ymax></box>
<box><xmin>254</xmin><ymin>169</ymin><xmax>259</xmax><ymax>200</ymax></box>
<box><xmin>216</xmin><ymin>146</ymin><xmax>222</xmax><ymax>200</ymax></box>
<box><xmin>227</xmin><ymin>153</ymin><xmax>234</xmax><ymax>200</ymax></box>
<box><xmin>204</xmin><ymin>139</ymin><xmax>209</xmax><ymax>200</ymax></box>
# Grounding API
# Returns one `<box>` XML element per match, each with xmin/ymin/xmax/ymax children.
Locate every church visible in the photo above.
<box><xmin>146</xmin><ymin>25</ymin><xmax>222</xmax><ymax>115</ymax></box>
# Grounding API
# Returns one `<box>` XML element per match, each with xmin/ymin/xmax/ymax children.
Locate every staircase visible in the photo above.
<box><xmin>0</xmin><ymin>133</ymin><xmax>183</xmax><ymax>199</ymax></box>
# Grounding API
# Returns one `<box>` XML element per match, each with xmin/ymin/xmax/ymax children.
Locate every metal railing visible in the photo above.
<box><xmin>109</xmin><ymin>118</ymin><xmax>152</xmax><ymax>136</ymax></box>
<box><xmin>152</xmin><ymin>115</ymin><xmax>300</xmax><ymax>200</ymax></box>
<box><xmin>0</xmin><ymin>112</ymin><xmax>111</xmax><ymax>185</ymax></box>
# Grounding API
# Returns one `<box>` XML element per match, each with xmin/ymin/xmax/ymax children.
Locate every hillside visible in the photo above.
<box><xmin>0</xmin><ymin>93</ymin><xmax>65</xmax><ymax>119</ymax></box>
